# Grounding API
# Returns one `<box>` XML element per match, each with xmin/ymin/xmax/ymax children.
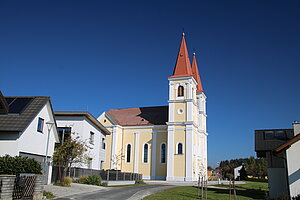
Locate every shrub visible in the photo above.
<box><xmin>84</xmin><ymin>175</ymin><xmax>102</xmax><ymax>186</ymax></box>
<box><xmin>0</xmin><ymin>155</ymin><xmax>42</xmax><ymax>175</ymax></box>
<box><xmin>62</xmin><ymin>177</ymin><xmax>72</xmax><ymax>187</ymax></box>
<box><xmin>135</xmin><ymin>179</ymin><xmax>145</xmax><ymax>184</ymax></box>
<box><xmin>43</xmin><ymin>191</ymin><xmax>55</xmax><ymax>199</ymax></box>
<box><xmin>77</xmin><ymin>176</ymin><xmax>88</xmax><ymax>184</ymax></box>
<box><xmin>101</xmin><ymin>182</ymin><xmax>108</xmax><ymax>187</ymax></box>
<box><xmin>225</xmin><ymin>173</ymin><xmax>233</xmax><ymax>180</ymax></box>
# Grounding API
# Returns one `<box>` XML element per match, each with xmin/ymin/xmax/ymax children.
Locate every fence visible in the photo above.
<box><xmin>100</xmin><ymin>170</ymin><xmax>142</xmax><ymax>181</ymax></box>
<box><xmin>13</xmin><ymin>176</ymin><xmax>36</xmax><ymax>199</ymax></box>
<box><xmin>51</xmin><ymin>166</ymin><xmax>142</xmax><ymax>183</ymax></box>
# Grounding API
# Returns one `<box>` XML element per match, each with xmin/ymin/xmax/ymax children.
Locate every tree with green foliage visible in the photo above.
<box><xmin>53</xmin><ymin>133</ymin><xmax>89</xmax><ymax>182</ymax></box>
<box><xmin>239</xmin><ymin>166</ymin><xmax>247</xmax><ymax>180</ymax></box>
<box><xmin>0</xmin><ymin>155</ymin><xmax>42</xmax><ymax>175</ymax></box>
<box><xmin>219</xmin><ymin>156</ymin><xmax>267</xmax><ymax>180</ymax></box>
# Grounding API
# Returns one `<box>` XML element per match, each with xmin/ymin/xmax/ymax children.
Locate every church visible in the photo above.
<box><xmin>98</xmin><ymin>33</ymin><xmax>208</xmax><ymax>181</ymax></box>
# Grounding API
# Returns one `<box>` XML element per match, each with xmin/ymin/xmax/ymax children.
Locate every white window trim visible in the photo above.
<box><xmin>176</xmin><ymin>142</ymin><xmax>184</xmax><ymax>155</ymax></box>
<box><xmin>160</xmin><ymin>143</ymin><xmax>167</xmax><ymax>164</ymax></box>
<box><xmin>126</xmin><ymin>143</ymin><xmax>132</xmax><ymax>163</ymax></box>
<box><xmin>142</xmin><ymin>143</ymin><xmax>149</xmax><ymax>164</ymax></box>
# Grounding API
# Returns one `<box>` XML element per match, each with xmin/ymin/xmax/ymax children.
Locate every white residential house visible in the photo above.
<box><xmin>234</xmin><ymin>165</ymin><xmax>244</xmax><ymax>180</ymax></box>
<box><xmin>0</xmin><ymin>91</ymin><xmax>59</xmax><ymax>184</ymax></box>
<box><xmin>255</xmin><ymin>122</ymin><xmax>300</xmax><ymax>199</ymax></box>
<box><xmin>54</xmin><ymin>111</ymin><xmax>110</xmax><ymax>170</ymax></box>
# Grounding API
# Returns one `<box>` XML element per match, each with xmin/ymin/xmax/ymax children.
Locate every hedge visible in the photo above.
<box><xmin>0</xmin><ymin>155</ymin><xmax>42</xmax><ymax>175</ymax></box>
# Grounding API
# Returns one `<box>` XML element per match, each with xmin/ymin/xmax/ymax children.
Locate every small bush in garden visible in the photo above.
<box><xmin>84</xmin><ymin>175</ymin><xmax>102</xmax><ymax>186</ymax></box>
<box><xmin>135</xmin><ymin>179</ymin><xmax>145</xmax><ymax>184</ymax></box>
<box><xmin>43</xmin><ymin>191</ymin><xmax>55</xmax><ymax>199</ymax></box>
<box><xmin>62</xmin><ymin>177</ymin><xmax>72</xmax><ymax>187</ymax></box>
<box><xmin>78</xmin><ymin>176</ymin><xmax>88</xmax><ymax>184</ymax></box>
<box><xmin>101</xmin><ymin>182</ymin><xmax>108</xmax><ymax>187</ymax></box>
<box><xmin>0</xmin><ymin>155</ymin><xmax>42</xmax><ymax>175</ymax></box>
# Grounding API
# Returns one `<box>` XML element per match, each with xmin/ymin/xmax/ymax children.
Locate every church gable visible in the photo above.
<box><xmin>98</xmin><ymin>112</ymin><xmax>117</xmax><ymax>127</ymax></box>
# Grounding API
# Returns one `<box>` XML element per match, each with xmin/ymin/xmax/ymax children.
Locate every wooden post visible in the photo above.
<box><xmin>233</xmin><ymin>179</ymin><xmax>237</xmax><ymax>200</ymax></box>
<box><xmin>229</xmin><ymin>179</ymin><xmax>232</xmax><ymax>200</ymax></box>
<box><xmin>201</xmin><ymin>177</ymin><xmax>204</xmax><ymax>200</ymax></box>
<box><xmin>205</xmin><ymin>180</ymin><xmax>207</xmax><ymax>200</ymax></box>
<box><xmin>197</xmin><ymin>176</ymin><xmax>200</xmax><ymax>197</ymax></box>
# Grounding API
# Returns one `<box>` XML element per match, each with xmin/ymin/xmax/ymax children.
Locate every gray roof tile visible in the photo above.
<box><xmin>0</xmin><ymin>96</ymin><xmax>49</xmax><ymax>132</ymax></box>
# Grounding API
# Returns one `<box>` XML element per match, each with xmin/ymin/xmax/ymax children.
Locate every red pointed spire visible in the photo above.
<box><xmin>192</xmin><ymin>53</ymin><xmax>204</xmax><ymax>92</ymax></box>
<box><xmin>170</xmin><ymin>33</ymin><xmax>192</xmax><ymax>78</ymax></box>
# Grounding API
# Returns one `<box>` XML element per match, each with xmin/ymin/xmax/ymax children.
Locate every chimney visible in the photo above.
<box><xmin>293</xmin><ymin>121</ymin><xmax>300</xmax><ymax>136</ymax></box>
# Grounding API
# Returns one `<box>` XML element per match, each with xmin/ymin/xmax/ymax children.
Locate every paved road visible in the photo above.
<box><xmin>55</xmin><ymin>184</ymin><xmax>176</xmax><ymax>200</ymax></box>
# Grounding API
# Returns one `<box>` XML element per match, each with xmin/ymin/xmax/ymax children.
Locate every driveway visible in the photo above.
<box><xmin>54</xmin><ymin>184</ymin><xmax>176</xmax><ymax>200</ymax></box>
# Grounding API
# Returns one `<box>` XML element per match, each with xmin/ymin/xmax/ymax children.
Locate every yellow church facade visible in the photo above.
<box><xmin>98</xmin><ymin>34</ymin><xmax>208</xmax><ymax>181</ymax></box>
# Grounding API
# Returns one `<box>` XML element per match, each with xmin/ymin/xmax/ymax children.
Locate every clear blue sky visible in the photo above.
<box><xmin>1</xmin><ymin>0</ymin><xmax>299</xmax><ymax>167</ymax></box>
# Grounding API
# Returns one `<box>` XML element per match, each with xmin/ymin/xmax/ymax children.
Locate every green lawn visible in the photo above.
<box><xmin>143</xmin><ymin>181</ymin><xmax>268</xmax><ymax>200</ymax></box>
<box><xmin>213</xmin><ymin>181</ymin><xmax>268</xmax><ymax>191</ymax></box>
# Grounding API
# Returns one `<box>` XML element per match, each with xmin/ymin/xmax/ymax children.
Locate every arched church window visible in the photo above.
<box><xmin>143</xmin><ymin>144</ymin><xmax>148</xmax><ymax>163</ymax></box>
<box><xmin>126</xmin><ymin>144</ymin><xmax>131</xmax><ymax>163</ymax></box>
<box><xmin>177</xmin><ymin>143</ymin><xmax>183</xmax><ymax>154</ymax></box>
<box><xmin>178</xmin><ymin>86</ymin><xmax>184</xmax><ymax>97</ymax></box>
<box><xmin>161</xmin><ymin>143</ymin><xmax>166</xmax><ymax>163</ymax></box>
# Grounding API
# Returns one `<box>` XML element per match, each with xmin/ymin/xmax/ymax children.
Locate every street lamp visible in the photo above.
<box><xmin>44</xmin><ymin>121</ymin><xmax>55</xmax><ymax>184</ymax></box>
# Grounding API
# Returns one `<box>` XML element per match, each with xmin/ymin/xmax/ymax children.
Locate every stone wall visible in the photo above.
<box><xmin>0</xmin><ymin>175</ymin><xmax>15</xmax><ymax>200</ymax></box>
<box><xmin>0</xmin><ymin>175</ymin><xmax>44</xmax><ymax>200</ymax></box>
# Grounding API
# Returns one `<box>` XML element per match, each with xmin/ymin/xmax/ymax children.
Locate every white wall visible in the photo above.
<box><xmin>18</xmin><ymin>102</ymin><xmax>58</xmax><ymax>158</ymax></box>
<box><xmin>0</xmin><ymin>101</ymin><xmax>58</xmax><ymax>184</ymax></box>
<box><xmin>287</xmin><ymin>140</ymin><xmax>300</xmax><ymax>198</ymax></box>
<box><xmin>0</xmin><ymin>140</ymin><xmax>18</xmax><ymax>156</ymax></box>
<box><xmin>55</xmin><ymin>115</ymin><xmax>106</xmax><ymax>170</ymax></box>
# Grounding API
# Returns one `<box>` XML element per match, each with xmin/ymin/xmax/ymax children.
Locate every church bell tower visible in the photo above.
<box><xmin>167</xmin><ymin>33</ymin><xmax>207</xmax><ymax>181</ymax></box>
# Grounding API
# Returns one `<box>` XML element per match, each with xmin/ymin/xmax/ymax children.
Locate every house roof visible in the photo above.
<box><xmin>191</xmin><ymin>54</ymin><xmax>204</xmax><ymax>93</ymax></box>
<box><xmin>106</xmin><ymin>106</ymin><xmax>168</xmax><ymax>126</ymax></box>
<box><xmin>0</xmin><ymin>91</ymin><xmax>9</xmax><ymax>114</ymax></box>
<box><xmin>54</xmin><ymin>111</ymin><xmax>111</xmax><ymax>135</ymax></box>
<box><xmin>169</xmin><ymin>33</ymin><xmax>193</xmax><ymax>78</ymax></box>
<box><xmin>0</xmin><ymin>96</ymin><xmax>50</xmax><ymax>132</ymax></box>
<box><xmin>274</xmin><ymin>134</ymin><xmax>300</xmax><ymax>153</ymax></box>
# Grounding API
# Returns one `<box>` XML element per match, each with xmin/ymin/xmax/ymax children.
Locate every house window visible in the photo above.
<box><xmin>178</xmin><ymin>86</ymin><xmax>184</xmax><ymax>97</ymax></box>
<box><xmin>90</xmin><ymin>132</ymin><xmax>95</xmax><ymax>144</ymax></box>
<box><xmin>102</xmin><ymin>138</ymin><xmax>105</xmax><ymax>149</ymax></box>
<box><xmin>275</xmin><ymin>131</ymin><xmax>287</xmax><ymax>140</ymax></box>
<box><xmin>143</xmin><ymin>144</ymin><xmax>148</xmax><ymax>163</ymax></box>
<box><xmin>37</xmin><ymin>118</ymin><xmax>44</xmax><ymax>133</ymax></box>
<box><xmin>177</xmin><ymin>143</ymin><xmax>183</xmax><ymax>154</ymax></box>
<box><xmin>161</xmin><ymin>143</ymin><xmax>166</xmax><ymax>163</ymax></box>
<box><xmin>57</xmin><ymin>127</ymin><xmax>71</xmax><ymax>143</ymax></box>
<box><xmin>126</xmin><ymin>144</ymin><xmax>131</xmax><ymax>163</ymax></box>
